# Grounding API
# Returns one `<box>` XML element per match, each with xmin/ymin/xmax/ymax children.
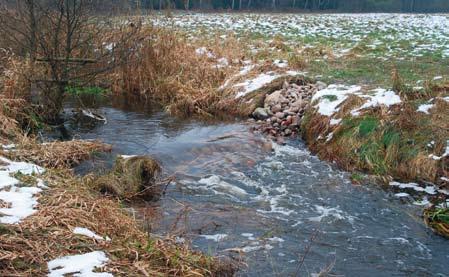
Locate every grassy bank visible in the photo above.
<box><xmin>0</xmin><ymin>167</ymin><xmax>231</xmax><ymax>276</ymax></box>
<box><xmin>0</xmin><ymin>92</ymin><xmax>234</xmax><ymax>275</ymax></box>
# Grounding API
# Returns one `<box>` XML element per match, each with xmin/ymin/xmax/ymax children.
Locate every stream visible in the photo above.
<box><xmin>68</xmin><ymin>101</ymin><xmax>449</xmax><ymax>276</ymax></box>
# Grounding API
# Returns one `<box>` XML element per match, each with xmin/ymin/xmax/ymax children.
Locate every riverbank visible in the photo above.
<box><xmin>0</xmin><ymin>100</ymin><xmax>234</xmax><ymax>276</ymax></box>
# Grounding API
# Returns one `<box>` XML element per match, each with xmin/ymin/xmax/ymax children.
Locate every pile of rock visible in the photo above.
<box><xmin>251</xmin><ymin>81</ymin><xmax>325</xmax><ymax>143</ymax></box>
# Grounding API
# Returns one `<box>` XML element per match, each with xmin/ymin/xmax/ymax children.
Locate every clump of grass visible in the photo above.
<box><xmin>424</xmin><ymin>207</ymin><xmax>449</xmax><ymax>239</ymax></box>
<box><xmin>92</xmin><ymin>155</ymin><xmax>163</xmax><ymax>201</ymax></box>
<box><xmin>0</xmin><ymin>169</ymin><xmax>235</xmax><ymax>276</ymax></box>
<box><xmin>287</xmin><ymin>53</ymin><xmax>307</xmax><ymax>70</ymax></box>
<box><xmin>302</xmin><ymin>85</ymin><xmax>448</xmax><ymax>184</ymax></box>
<box><xmin>358</xmin><ymin>116</ymin><xmax>379</xmax><ymax>137</ymax></box>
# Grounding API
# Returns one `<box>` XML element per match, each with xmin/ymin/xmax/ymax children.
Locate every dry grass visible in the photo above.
<box><xmin>92</xmin><ymin>155</ymin><xmax>164</xmax><ymax>201</ymax></box>
<box><xmin>108</xmin><ymin>26</ymin><xmax>249</xmax><ymax>118</ymax></box>
<box><xmin>424</xmin><ymin>207</ymin><xmax>449</xmax><ymax>239</ymax></box>
<box><xmin>0</xmin><ymin>169</ymin><xmax>234</xmax><ymax>276</ymax></box>
<box><xmin>2</xmin><ymin>139</ymin><xmax>112</xmax><ymax>169</ymax></box>
<box><xmin>302</xmin><ymin>82</ymin><xmax>449</xmax><ymax>186</ymax></box>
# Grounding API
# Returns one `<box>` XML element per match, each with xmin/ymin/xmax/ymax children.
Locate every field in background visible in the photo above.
<box><xmin>150</xmin><ymin>12</ymin><xmax>449</xmax><ymax>88</ymax></box>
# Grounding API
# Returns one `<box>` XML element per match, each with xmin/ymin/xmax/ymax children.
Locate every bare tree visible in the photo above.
<box><xmin>0</xmin><ymin>0</ymin><xmax>141</xmax><ymax>122</ymax></box>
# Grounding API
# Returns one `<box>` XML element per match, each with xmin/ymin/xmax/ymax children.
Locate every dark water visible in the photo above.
<box><xmin>72</xmin><ymin>103</ymin><xmax>449</xmax><ymax>277</ymax></box>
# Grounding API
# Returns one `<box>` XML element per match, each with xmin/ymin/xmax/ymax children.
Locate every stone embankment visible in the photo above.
<box><xmin>251</xmin><ymin>81</ymin><xmax>326</xmax><ymax>144</ymax></box>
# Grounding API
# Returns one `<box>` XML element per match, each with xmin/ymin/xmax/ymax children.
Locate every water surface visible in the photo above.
<box><xmin>73</xmin><ymin>103</ymin><xmax>449</xmax><ymax>277</ymax></box>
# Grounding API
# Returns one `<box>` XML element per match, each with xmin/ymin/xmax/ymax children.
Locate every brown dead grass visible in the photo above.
<box><xmin>2</xmin><ymin>139</ymin><xmax>112</xmax><ymax>169</ymax></box>
<box><xmin>302</xmin><ymin>82</ymin><xmax>449</xmax><ymax>186</ymax></box>
<box><xmin>0</xmin><ymin>169</ymin><xmax>234</xmax><ymax>276</ymax></box>
<box><xmin>108</xmin><ymin>26</ymin><xmax>251</xmax><ymax>119</ymax></box>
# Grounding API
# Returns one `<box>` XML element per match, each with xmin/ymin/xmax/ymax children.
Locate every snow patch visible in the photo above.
<box><xmin>73</xmin><ymin>227</ymin><xmax>111</xmax><ymax>241</ymax></box>
<box><xmin>195</xmin><ymin>47</ymin><xmax>215</xmax><ymax>58</ymax></box>
<box><xmin>47</xmin><ymin>251</ymin><xmax>112</xmax><ymax>277</ymax></box>
<box><xmin>234</xmin><ymin>72</ymin><xmax>282</xmax><ymax>98</ymax></box>
<box><xmin>312</xmin><ymin>85</ymin><xmax>361</xmax><ymax>116</ymax></box>
<box><xmin>417</xmin><ymin>103</ymin><xmax>434</xmax><ymax>114</ymax></box>
<box><xmin>0</xmin><ymin>157</ymin><xmax>45</xmax><ymax>224</ymax></box>
<box><xmin>350</xmin><ymin>89</ymin><xmax>402</xmax><ymax>116</ymax></box>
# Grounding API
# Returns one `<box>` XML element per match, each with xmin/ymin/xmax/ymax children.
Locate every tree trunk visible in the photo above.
<box><xmin>272</xmin><ymin>0</ymin><xmax>275</xmax><ymax>9</ymax></box>
<box><xmin>239</xmin><ymin>0</ymin><xmax>242</xmax><ymax>10</ymax></box>
<box><xmin>247</xmin><ymin>0</ymin><xmax>251</xmax><ymax>9</ymax></box>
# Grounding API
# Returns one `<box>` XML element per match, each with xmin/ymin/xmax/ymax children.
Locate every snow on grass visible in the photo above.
<box><xmin>389</xmin><ymin>181</ymin><xmax>437</xmax><ymax>195</ymax></box>
<box><xmin>418</xmin><ymin>97</ymin><xmax>449</xmax><ymax>114</ymax></box>
<box><xmin>273</xmin><ymin>59</ymin><xmax>288</xmax><ymax>68</ymax></box>
<box><xmin>350</xmin><ymin>89</ymin><xmax>402</xmax><ymax>116</ymax></box>
<box><xmin>215</xmin><ymin>57</ymin><xmax>229</xmax><ymax>68</ymax></box>
<box><xmin>329</xmin><ymin>118</ymin><xmax>342</xmax><ymax>125</ymax></box>
<box><xmin>0</xmin><ymin>157</ymin><xmax>45</xmax><ymax>224</ymax></box>
<box><xmin>234</xmin><ymin>72</ymin><xmax>282</xmax><ymax>98</ymax></box>
<box><xmin>73</xmin><ymin>227</ymin><xmax>111</xmax><ymax>241</ymax></box>
<box><xmin>312</xmin><ymin>85</ymin><xmax>401</xmax><ymax>117</ymax></box>
<box><xmin>152</xmin><ymin>13</ymin><xmax>449</xmax><ymax>60</ymax></box>
<box><xmin>1</xmin><ymin>144</ymin><xmax>16</xmax><ymax>150</ymax></box>
<box><xmin>219</xmin><ymin>63</ymin><xmax>255</xmax><ymax>90</ymax></box>
<box><xmin>47</xmin><ymin>251</ymin><xmax>112</xmax><ymax>277</ymax></box>
<box><xmin>428</xmin><ymin>140</ymin><xmax>449</xmax><ymax>160</ymax></box>
<box><xmin>195</xmin><ymin>47</ymin><xmax>215</xmax><ymax>58</ymax></box>
<box><xmin>311</xmin><ymin>85</ymin><xmax>362</xmax><ymax>116</ymax></box>
<box><xmin>417</xmin><ymin>103</ymin><xmax>434</xmax><ymax>114</ymax></box>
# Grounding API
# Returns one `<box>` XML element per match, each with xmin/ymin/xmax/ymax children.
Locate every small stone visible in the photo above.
<box><xmin>252</xmin><ymin>107</ymin><xmax>269</xmax><ymax>120</ymax></box>
<box><xmin>265</xmin><ymin>90</ymin><xmax>286</xmax><ymax>106</ymax></box>
<box><xmin>289</xmin><ymin>106</ymin><xmax>300</xmax><ymax>113</ymax></box>
<box><xmin>275</xmin><ymin>112</ymin><xmax>285</xmax><ymax>119</ymax></box>
<box><xmin>291</xmin><ymin>116</ymin><xmax>300</xmax><ymax>126</ymax></box>
<box><xmin>271</xmin><ymin>104</ymin><xmax>282</xmax><ymax>113</ymax></box>
<box><xmin>273</xmin><ymin>122</ymin><xmax>279</xmax><ymax>128</ymax></box>
<box><xmin>284</xmin><ymin>129</ymin><xmax>292</xmax><ymax>136</ymax></box>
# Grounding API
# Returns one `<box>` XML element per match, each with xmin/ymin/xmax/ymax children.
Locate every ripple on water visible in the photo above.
<box><xmin>73</xmin><ymin>105</ymin><xmax>449</xmax><ymax>277</ymax></box>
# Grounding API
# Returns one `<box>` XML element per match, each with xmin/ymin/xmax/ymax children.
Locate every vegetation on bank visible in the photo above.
<box><xmin>1</xmin><ymin>4</ymin><xmax>449</xmax><ymax>276</ymax></box>
<box><xmin>0</xmin><ymin>2</ymin><xmax>238</xmax><ymax>275</ymax></box>
<box><xmin>301</xmin><ymin>78</ymin><xmax>449</xmax><ymax>185</ymax></box>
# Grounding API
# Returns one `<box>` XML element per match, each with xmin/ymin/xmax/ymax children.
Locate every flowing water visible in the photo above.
<box><xmin>70</xmin><ymin>102</ymin><xmax>449</xmax><ymax>276</ymax></box>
